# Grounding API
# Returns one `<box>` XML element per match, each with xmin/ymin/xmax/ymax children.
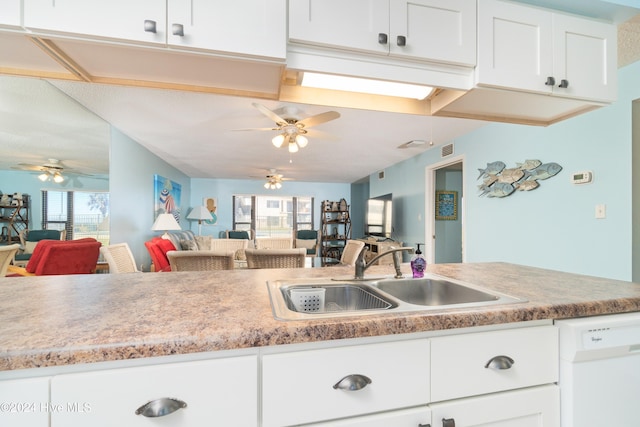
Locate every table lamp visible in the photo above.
<box><xmin>151</xmin><ymin>213</ymin><xmax>181</xmax><ymax>239</ymax></box>
<box><xmin>186</xmin><ymin>206</ymin><xmax>213</xmax><ymax>235</ymax></box>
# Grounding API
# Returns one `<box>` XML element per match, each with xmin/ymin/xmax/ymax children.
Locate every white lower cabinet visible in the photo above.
<box><xmin>430</xmin><ymin>384</ymin><xmax>560</xmax><ymax>427</ymax></box>
<box><xmin>306</xmin><ymin>406</ymin><xmax>431</xmax><ymax>426</ymax></box>
<box><xmin>50</xmin><ymin>356</ymin><xmax>258</xmax><ymax>427</ymax></box>
<box><xmin>0</xmin><ymin>376</ymin><xmax>50</xmax><ymax>427</ymax></box>
<box><xmin>261</xmin><ymin>339</ymin><xmax>431</xmax><ymax>427</ymax></box>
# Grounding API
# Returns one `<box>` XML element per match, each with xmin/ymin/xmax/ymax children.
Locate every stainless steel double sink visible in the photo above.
<box><xmin>267</xmin><ymin>275</ymin><xmax>525</xmax><ymax>321</ymax></box>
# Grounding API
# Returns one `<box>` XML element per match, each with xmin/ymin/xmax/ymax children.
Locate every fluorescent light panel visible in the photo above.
<box><xmin>301</xmin><ymin>72</ymin><xmax>433</xmax><ymax>100</ymax></box>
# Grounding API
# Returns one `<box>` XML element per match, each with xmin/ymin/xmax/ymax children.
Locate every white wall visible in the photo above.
<box><xmin>370</xmin><ymin>61</ymin><xmax>640</xmax><ymax>281</ymax></box>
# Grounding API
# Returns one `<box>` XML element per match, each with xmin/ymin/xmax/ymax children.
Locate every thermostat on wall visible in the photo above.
<box><xmin>571</xmin><ymin>171</ymin><xmax>593</xmax><ymax>184</ymax></box>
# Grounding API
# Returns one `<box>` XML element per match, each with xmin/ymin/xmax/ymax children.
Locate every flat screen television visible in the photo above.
<box><xmin>365</xmin><ymin>193</ymin><xmax>393</xmax><ymax>238</ymax></box>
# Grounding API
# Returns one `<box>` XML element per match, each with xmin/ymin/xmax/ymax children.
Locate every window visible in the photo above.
<box><xmin>42</xmin><ymin>191</ymin><xmax>110</xmax><ymax>245</ymax></box>
<box><xmin>233</xmin><ymin>195</ymin><xmax>314</xmax><ymax>237</ymax></box>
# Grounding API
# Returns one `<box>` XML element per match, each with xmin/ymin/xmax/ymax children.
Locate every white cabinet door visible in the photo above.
<box><xmin>430</xmin><ymin>385</ymin><xmax>560</xmax><ymax>427</ymax></box>
<box><xmin>288</xmin><ymin>0</ymin><xmax>389</xmax><ymax>54</ymax></box>
<box><xmin>167</xmin><ymin>0</ymin><xmax>286</xmax><ymax>60</ymax></box>
<box><xmin>389</xmin><ymin>0</ymin><xmax>476</xmax><ymax>65</ymax></box>
<box><xmin>552</xmin><ymin>13</ymin><xmax>617</xmax><ymax>102</ymax></box>
<box><xmin>0</xmin><ymin>0</ymin><xmax>22</xmax><ymax>29</ymax></box>
<box><xmin>0</xmin><ymin>377</ymin><xmax>50</xmax><ymax>427</ymax></box>
<box><xmin>477</xmin><ymin>0</ymin><xmax>616</xmax><ymax>103</ymax></box>
<box><xmin>307</xmin><ymin>406</ymin><xmax>431</xmax><ymax>426</ymax></box>
<box><xmin>477</xmin><ymin>0</ymin><xmax>553</xmax><ymax>93</ymax></box>
<box><xmin>24</xmin><ymin>0</ymin><xmax>166</xmax><ymax>45</ymax></box>
<box><xmin>50</xmin><ymin>356</ymin><xmax>258</xmax><ymax>427</ymax></box>
<box><xmin>262</xmin><ymin>339</ymin><xmax>430</xmax><ymax>427</ymax></box>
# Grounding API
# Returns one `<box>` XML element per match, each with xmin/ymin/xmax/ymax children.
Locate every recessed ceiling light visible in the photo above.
<box><xmin>301</xmin><ymin>72</ymin><xmax>433</xmax><ymax>100</ymax></box>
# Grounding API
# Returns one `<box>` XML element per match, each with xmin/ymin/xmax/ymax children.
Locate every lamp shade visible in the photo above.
<box><xmin>152</xmin><ymin>213</ymin><xmax>181</xmax><ymax>239</ymax></box>
<box><xmin>187</xmin><ymin>206</ymin><xmax>213</xmax><ymax>222</ymax></box>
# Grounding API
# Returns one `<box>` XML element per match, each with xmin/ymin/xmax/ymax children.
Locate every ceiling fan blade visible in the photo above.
<box><xmin>13</xmin><ymin>164</ymin><xmax>45</xmax><ymax>172</ymax></box>
<box><xmin>252</xmin><ymin>103</ymin><xmax>288</xmax><ymax>126</ymax></box>
<box><xmin>232</xmin><ymin>127</ymin><xmax>280</xmax><ymax>132</ymax></box>
<box><xmin>297</xmin><ymin>111</ymin><xmax>340</xmax><ymax>128</ymax></box>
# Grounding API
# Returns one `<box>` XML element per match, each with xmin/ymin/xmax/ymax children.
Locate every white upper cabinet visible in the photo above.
<box><xmin>23</xmin><ymin>0</ymin><xmax>286</xmax><ymax>60</ymax></box>
<box><xmin>0</xmin><ymin>0</ymin><xmax>22</xmax><ymax>29</ymax></box>
<box><xmin>289</xmin><ymin>0</ymin><xmax>476</xmax><ymax>66</ymax></box>
<box><xmin>477</xmin><ymin>0</ymin><xmax>617</xmax><ymax>102</ymax></box>
<box><xmin>24</xmin><ymin>0</ymin><xmax>167</xmax><ymax>45</ymax></box>
<box><xmin>167</xmin><ymin>0</ymin><xmax>286</xmax><ymax>59</ymax></box>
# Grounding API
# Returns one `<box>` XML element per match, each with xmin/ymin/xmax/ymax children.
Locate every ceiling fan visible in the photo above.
<box><xmin>241</xmin><ymin>103</ymin><xmax>341</xmax><ymax>153</ymax></box>
<box><xmin>258</xmin><ymin>169</ymin><xmax>291</xmax><ymax>190</ymax></box>
<box><xmin>12</xmin><ymin>158</ymin><xmax>90</xmax><ymax>183</ymax></box>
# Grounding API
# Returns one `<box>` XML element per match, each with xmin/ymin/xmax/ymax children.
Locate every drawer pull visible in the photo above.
<box><xmin>484</xmin><ymin>355</ymin><xmax>515</xmax><ymax>370</ymax></box>
<box><xmin>442</xmin><ymin>418</ymin><xmax>455</xmax><ymax>427</ymax></box>
<box><xmin>172</xmin><ymin>23</ymin><xmax>184</xmax><ymax>37</ymax></box>
<box><xmin>143</xmin><ymin>19</ymin><xmax>157</xmax><ymax>34</ymax></box>
<box><xmin>333</xmin><ymin>374</ymin><xmax>372</xmax><ymax>391</ymax></box>
<box><xmin>135</xmin><ymin>397</ymin><xmax>187</xmax><ymax>417</ymax></box>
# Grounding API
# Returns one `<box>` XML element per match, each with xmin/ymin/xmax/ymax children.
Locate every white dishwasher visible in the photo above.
<box><xmin>557</xmin><ymin>312</ymin><xmax>640</xmax><ymax>427</ymax></box>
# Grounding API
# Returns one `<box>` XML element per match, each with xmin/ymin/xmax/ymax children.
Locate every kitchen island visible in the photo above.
<box><xmin>2</xmin><ymin>262</ymin><xmax>640</xmax><ymax>426</ymax></box>
<box><xmin>1</xmin><ymin>261</ymin><xmax>639</xmax><ymax>372</ymax></box>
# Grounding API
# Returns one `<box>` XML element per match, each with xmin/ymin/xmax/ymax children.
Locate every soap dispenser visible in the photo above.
<box><xmin>410</xmin><ymin>243</ymin><xmax>426</xmax><ymax>278</ymax></box>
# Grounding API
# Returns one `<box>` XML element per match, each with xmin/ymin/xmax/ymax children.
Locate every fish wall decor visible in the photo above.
<box><xmin>477</xmin><ymin>159</ymin><xmax>561</xmax><ymax>198</ymax></box>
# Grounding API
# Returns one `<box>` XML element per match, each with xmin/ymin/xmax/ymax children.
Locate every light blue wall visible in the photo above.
<box><xmin>370</xmin><ymin>61</ymin><xmax>640</xmax><ymax>281</ymax></box>
<box><xmin>110</xmin><ymin>127</ymin><xmax>190</xmax><ymax>270</ymax></box>
<box><xmin>189</xmin><ymin>178</ymin><xmax>351</xmax><ymax>238</ymax></box>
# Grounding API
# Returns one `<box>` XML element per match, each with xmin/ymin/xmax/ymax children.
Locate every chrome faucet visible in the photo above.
<box><xmin>354</xmin><ymin>246</ymin><xmax>414</xmax><ymax>280</ymax></box>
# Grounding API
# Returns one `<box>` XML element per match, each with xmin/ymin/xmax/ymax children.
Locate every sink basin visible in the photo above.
<box><xmin>268</xmin><ymin>280</ymin><xmax>397</xmax><ymax>320</ymax></box>
<box><xmin>267</xmin><ymin>275</ymin><xmax>525</xmax><ymax>321</ymax></box>
<box><xmin>371</xmin><ymin>277</ymin><xmax>503</xmax><ymax>306</ymax></box>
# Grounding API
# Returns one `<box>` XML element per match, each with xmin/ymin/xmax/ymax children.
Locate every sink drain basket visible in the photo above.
<box><xmin>289</xmin><ymin>287</ymin><xmax>326</xmax><ymax>312</ymax></box>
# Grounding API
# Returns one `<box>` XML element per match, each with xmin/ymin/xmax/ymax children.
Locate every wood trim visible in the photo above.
<box><xmin>30</xmin><ymin>37</ymin><xmax>93</xmax><ymax>82</ymax></box>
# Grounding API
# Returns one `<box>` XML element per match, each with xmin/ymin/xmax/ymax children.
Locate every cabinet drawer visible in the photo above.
<box><xmin>262</xmin><ymin>339</ymin><xmax>430</xmax><ymax>427</ymax></box>
<box><xmin>0</xmin><ymin>377</ymin><xmax>50</xmax><ymax>427</ymax></box>
<box><xmin>50</xmin><ymin>356</ymin><xmax>258</xmax><ymax>427</ymax></box>
<box><xmin>431</xmin><ymin>325</ymin><xmax>558</xmax><ymax>402</ymax></box>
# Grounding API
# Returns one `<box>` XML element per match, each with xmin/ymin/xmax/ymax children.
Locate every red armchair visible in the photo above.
<box><xmin>12</xmin><ymin>238</ymin><xmax>102</xmax><ymax>276</ymax></box>
<box><xmin>144</xmin><ymin>237</ymin><xmax>176</xmax><ymax>272</ymax></box>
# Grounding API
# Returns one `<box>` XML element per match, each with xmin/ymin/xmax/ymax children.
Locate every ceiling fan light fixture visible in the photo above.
<box><xmin>295</xmin><ymin>134</ymin><xmax>308</xmax><ymax>148</ymax></box>
<box><xmin>38</xmin><ymin>173</ymin><xmax>49</xmax><ymax>182</ymax></box>
<box><xmin>301</xmin><ymin>72</ymin><xmax>434</xmax><ymax>100</ymax></box>
<box><xmin>272</xmin><ymin>134</ymin><xmax>285</xmax><ymax>148</ymax></box>
<box><xmin>53</xmin><ymin>172</ymin><xmax>64</xmax><ymax>183</ymax></box>
<box><xmin>288</xmin><ymin>142</ymin><xmax>299</xmax><ymax>153</ymax></box>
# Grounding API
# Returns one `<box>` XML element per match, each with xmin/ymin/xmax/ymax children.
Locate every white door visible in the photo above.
<box><xmin>430</xmin><ymin>385</ymin><xmax>560</xmax><ymax>427</ymax></box>
<box><xmin>476</xmin><ymin>0</ymin><xmax>553</xmax><ymax>93</ymax></box>
<box><xmin>167</xmin><ymin>0</ymin><xmax>286</xmax><ymax>60</ymax></box>
<box><xmin>552</xmin><ymin>14</ymin><xmax>617</xmax><ymax>102</ymax></box>
<box><xmin>288</xmin><ymin>0</ymin><xmax>389</xmax><ymax>54</ymax></box>
<box><xmin>390</xmin><ymin>0</ymin><xmax>476</xmax><ymax>65</ymax></box>
<box><xmin>24</xmin><ymin>0</ymin><xmax>166</xmax><ymax>44</ymax></box>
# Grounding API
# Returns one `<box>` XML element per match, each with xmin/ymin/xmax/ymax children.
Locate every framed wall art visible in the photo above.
<box><xmin>203</xmin><ymin>197</ymin><xmax>218</xmax><ymax>225</ymax></box>
<box><xmin>154</xmin><ymin>174</ymin><xmax>182</xmax><ymax>222</ymax></box>
<box><xmin>435</xmin><ymin>190</ymin><xmax>458</xmax><ymax>220</ymax></box>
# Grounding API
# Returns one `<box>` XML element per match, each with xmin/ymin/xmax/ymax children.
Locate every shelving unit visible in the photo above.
<box><xmin>0</xmin><ymin>194</ymin><xmax>30</xmax><ymax>244</ymax></box>
<box><xmin>320</xmin><ymin>199</ymin><xmax>351</xmax><ymax>264</ymax></box>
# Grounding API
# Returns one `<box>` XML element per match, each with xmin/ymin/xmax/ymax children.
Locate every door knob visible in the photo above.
<box><xmin>558</xmin><ymin>79</ymin><xmax>569</xmax><ymax>88</ymax></box>
<box><xmin>172</xmin><ymin>23</ymin><xmax>184</xmax><ymax>37</ymax></box>
<box><xmin>378</xmin><ymin>33</ymin><xmax>388</xmax><ymax>45</ymax></box>
<box><xmin>144</xmin><ymin>20</ymin><xmax>157</xmax><ymax>34</ymax></box>
<box><xmin>397</xmin><ymin>35</ymin><xmax>406</xmax><ymax>46</ymax></box>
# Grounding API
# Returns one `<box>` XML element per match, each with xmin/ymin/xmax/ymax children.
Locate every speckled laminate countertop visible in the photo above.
<box><xmin>1</xmin><ymin>262</ymin><xmax>640</xmax><ymax>372</ymax></box>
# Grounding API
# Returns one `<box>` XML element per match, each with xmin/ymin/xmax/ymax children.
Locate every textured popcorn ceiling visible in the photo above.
<box><xmin>619</xmin><ymin>13</ymin><xmax>640</xmax><ymax>67</ymax></box>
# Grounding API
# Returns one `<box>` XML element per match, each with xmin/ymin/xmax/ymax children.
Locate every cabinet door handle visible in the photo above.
<box><xmin>135</xmin><ymin>397</ymin><xmax>187</xmax><ymax>417</ymax></box>
<box><xmin>333</xmin><ymin>374</ymin><xmax>372</xmax><ymax>391</ymax></box>
<box><xmin>172</xmin><ymin>23</ymin><xmax>184</xmax><ymax>37</ymax></box>
<box><xmin>378</xmin><ymin>33</ymin><xmax>388</xmax><ymax>45</ymax></box>
<box><xmin>442</xmin><ymin>418</ymin><xmax>455</xmax><ymax>427</ymax></box>
<box><xmin>558</xmin><ymin>79</ymin><xmax>569</xmax><ymax>88</ymax></box>
<box><xmin>397</xmin><ymin>35</ymin><xmax>406</xmax><ymax>46</ymax></box>
<box><xmin>144</xmin><ymin>19</ymin><xmax>157</xmax><ymax>34</ymax></box>
<box><xmin>545</xmin><ymin>76</ymin><xmax>556</xmax><ymax>86</ymax></box>
<box><xmin>418</xmin><ymin>424</ymin><xmax>431</xmax><ymax>427</ymax></box>
<box><xmin>484</xmin><ymin>355</ymin><xmax>515</xmax><ymax>370</ymax></box>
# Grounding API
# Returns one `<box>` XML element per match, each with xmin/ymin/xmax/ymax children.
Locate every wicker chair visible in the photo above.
<box><xmin>255</xmin><ymin>237</ymin><xmax>293</xmax><ymax>250</ymax></box>
<box><xmin>0</xmin><ymin>244</ymin><xmax>20</xmax><ymax>276</ymax></box>
<box><xmin>245</xmin><ymin>248</ymin><xmax>306</xmax><ymax>269</ymax></box>
<box><xmin>100</xmin><ymin>243</ymin><xmax>140</xmax><ymax>273</ymax></box>
<box><xmin>340</xmin><ymin>240</ymin><xmax>366</xmax><ymax>266</ymax></box>
<box><xmin>167</xmin><ymin>250</ymin><xmax>235</xmax><ymax>271</ymax></box>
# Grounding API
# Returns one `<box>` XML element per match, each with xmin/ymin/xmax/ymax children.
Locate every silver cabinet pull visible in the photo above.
<box><xmin>558</xmin><ymin>79</ymin><xmax>569</xmax><ymax>88</ymax></box>
<box><xmin>378</xmin><ymin>33</ymin><xmax>388</xmax><ymax>45</ymax></box>
<box><xmin>135</xmin><ymin>397</ymin><xmax>187</xmax><ymax>417</ymax></box>
<box><xmin>144</xmin><ymin>20</ymin><xmax>157</xmax><ymax>34</ymax></box>
<box><xmin>545</xmin><ymin>76</ymin><xmax>556</xmax><ymax>86</ymax></box>
<box><xmin>442</xmin><ymin>418</ymin><xmax>455</xmax><ymax>427</ymax></box>
<box><xmin>418</xmin><ymin>424</ymin><xmax>431</xmax><ymax>427</ymax></box>
<box><xmin>333</xmin><ymin>374</ymin><xmax>372</xmax><ymax>391</ymax></box>
<box><xmin>397</xmin><ymin>35</ymin><xmax>406</xmax><ymax>46</ymax></box>
<box><xmin>484</xmin><ymin>355</ymin><xmax>515</xmax><ymax>370</ymax></box>
<box><xmin>172</xmin><ymin>23</ymin><xmax>184</xmax><ymax>36</ymax></box>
